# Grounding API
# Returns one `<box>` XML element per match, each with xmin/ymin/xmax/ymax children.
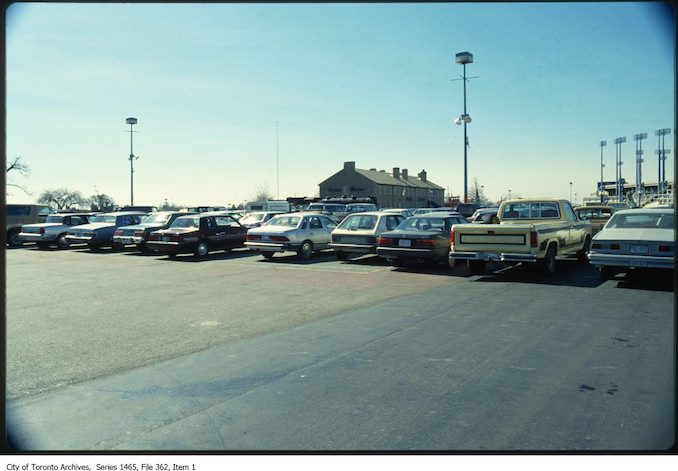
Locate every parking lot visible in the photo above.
<box><xmin>5</xmin><ymin>245</ymin><xmax>675</xmax><ymax>450</ymax></box>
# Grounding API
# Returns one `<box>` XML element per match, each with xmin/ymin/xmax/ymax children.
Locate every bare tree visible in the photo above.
<box><xmin>88</xmin><ymin>193</ymin><xmax>116</xmax><ymax>211</ymax></box>
<box><xmin>250</xmin><ymin>183</ymin><xmax>273</xmax><ymax>202</ymax></box>
<box><xmin>37</xmin><ymin>188</ymin><xmax>86</xmax><ymax>210</ymax></box>
<box><xmin>6</xmin><ymin>156</ymin><xmax>31</xmax><ymax>195</ymax></box>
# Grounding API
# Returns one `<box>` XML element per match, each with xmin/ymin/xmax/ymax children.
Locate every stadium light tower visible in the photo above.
<box><xmin>614</xmin><ymin>137</ymin><xmax>626</xmax><ymax>203</ymax></box>
<box><xmin>655</xmin><ymin>128</ymin><xmax>671</xmax><ymax>193</ymax></box>
<box><xmin>634</xmin><ymin>133</ymin><xmax>647</xmax><ymax>200</ymax></box>
<box><xmin>599</xmin><ymin>141</ymin><xmax>607</xmax><ymax>203</ymax></box>
<box><xmin>126</xmin><ymin>117</ymin><xmax>139</xmax><ymax>206</ymax></box>
<box><xmin>453</xmin><ymin>51</ymin><xmax>478</xmax><ymax>203</ymax></box>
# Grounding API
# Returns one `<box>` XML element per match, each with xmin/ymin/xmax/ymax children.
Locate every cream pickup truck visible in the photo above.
<box><xmin>449</xmin><ymin>198</ymin><xmax>592</xmax><ymax>275</ymax></box>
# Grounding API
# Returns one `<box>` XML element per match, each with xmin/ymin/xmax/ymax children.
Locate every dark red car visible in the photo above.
<box><xmin>146</xmin><ymin>211</ymin><xmax>247</xmax><ymax>258</ymax></box>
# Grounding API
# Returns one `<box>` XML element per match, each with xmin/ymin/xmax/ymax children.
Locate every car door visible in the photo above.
<box><xmin>315</xmin><ymin>216</ymin><xmax>337</xmax><ymax>249</ymax></box>
<box><xmin>202</xmin><ymin>216</ymin><xmax>220</xmax><ymax>247</ymax></box>
<box><xmin>214</xmin><ymin>215</ymin><xmax>247</xmax><ymax>249</ymax></box>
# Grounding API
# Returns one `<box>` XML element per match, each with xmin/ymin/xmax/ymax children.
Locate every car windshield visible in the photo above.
<box><xmin>141</xmin><ymin>213</ymin><xmax>171</xmax><ymax>224</ymax></box>
<box><xmin>90</xmin><ymin>215</ymin><xmax>117</xmax><ymax>224</ymax></box>
<box><xmin>268</xmin><ymin>215</ymin><xmax>301</xmax><ymax>227</ymax></box>
<box><xmin>171</xmin><ymin>217</ymin><xmax>200</xmax><ymax>229</ymax></box>
<box><xmin>241</xmin><ymin>213</ymin><xmax>266</xmax><ymax>223</ymax></box>
<box><xmin>396</xmin><ymin>216</ymin><xmax>448</xmax><ymax>232</ymax></box>
<box><xmin>605</xmin><ymin>212</ymin><xmax>674</xmax><ymax>229</ymax></box>
<box><xmin>338</xmin><ymin>214</ymin><xmax>378</xmax><ymax>230</ymax></box>
<box><xmin>45</xmin><ymin>215</ymin><xmax>65</xmax><ymax>223</ymax></box>
<box><xmin>502</xmin><ymin>202</ymin><xmax>560</xmax><ymax>219</ymax></box>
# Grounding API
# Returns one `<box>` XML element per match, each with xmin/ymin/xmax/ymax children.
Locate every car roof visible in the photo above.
<box><xmin>343</xmin><ymin>211</ymin><xmax>384</xmax><ymax>217</ymax></box>
<box><xmin>613</xmin><ymin>208</ymin><xmax>674</xmax><ymax>215</ymax></box>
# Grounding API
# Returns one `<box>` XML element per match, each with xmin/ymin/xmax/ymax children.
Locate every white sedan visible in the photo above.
<box><xmin>587</xmin><ymin>207</ymin><xmax>674</xmax><ymax>279</ymax></box>
<box><xmin>245</xmin><ymin>212</ymin><xmax>338</xmax><ymax>259</ymax></box>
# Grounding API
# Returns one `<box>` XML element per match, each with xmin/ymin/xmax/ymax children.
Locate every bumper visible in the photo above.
<box><xmin>376</xmin><ymin>246</ymin><xmax>444</xmax><ymax>260</ymax></box>
<box><xmin>245</xmin><ymin>241</ymin><xmax>301</xmax><ymax>253</ymax></box>
<box><xmin>146</xmin><ymin>240</ymin><xmax>192</xmax><ymax>254</ymax></box>
<box><xmin>112</xmin><ymin>235</ymin><xmax>144</xmax><ymax>245</ymax></box>
<box><xmin>329</xmin><ymin>243</ymin><xmax>376</xmax><ymax>254</ymax></box>
<box><xmin>65</xmin><ymin>235</ymin><xmax>94</xmax><ymax>244</ymax></box>
<box><xmin>18</xmin><ymin>233</ymin><xmax>55</xmax><ymax>243</ymax></box>
<box><xmin>588</xmin><ymin>252</ymin><xmax>675</xmax><ymax>269</ymax></box>
<box><xmin>450</xmin><ymin>251</ymin><xmax>538</xmax><ymax>263</ymax></box>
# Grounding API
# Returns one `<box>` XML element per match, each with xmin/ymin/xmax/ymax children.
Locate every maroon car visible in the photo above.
<box><xmin>146</xmin><ymin>211</ymin><xmax>247</xmax><ymax>258</ymax></box>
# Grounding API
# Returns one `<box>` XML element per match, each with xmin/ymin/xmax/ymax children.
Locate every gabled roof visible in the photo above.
<box><xmin>354</xmin><ymin>168</ymin><xmax>444</xmax><ymax>191</ymax></box>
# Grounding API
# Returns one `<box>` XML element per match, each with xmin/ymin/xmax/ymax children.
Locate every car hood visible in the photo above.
<box><xmin>593</xmin><ymin>228</ymin><xmax>674</xmax><ymax>243</ymax></box>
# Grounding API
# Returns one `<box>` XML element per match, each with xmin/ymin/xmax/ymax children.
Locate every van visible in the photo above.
<box><xmin>306</xmin><ymin>202</ymin><xmax>349</xmax><ymax>221</ymax></box>
<box><xmin>6</xmin><ymin>204</ymin><xmax>52</xmax><ymax>247</ymax></box>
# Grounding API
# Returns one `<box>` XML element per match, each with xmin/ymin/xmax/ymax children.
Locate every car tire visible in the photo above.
<box><xmin>111</xmin><ymin>242</ymin><xmax>125</xmax><ymax>251</ymax></box>
<box><xmin>543</xmin><ymin>245</ymin><xmax>557</xmax><ymax>274</ymax></box>
<box><xmin>446</xmin><ymin>255</ymin><xmax>456</xmax><ymax>269</ymax></box>
<box><xmin>56</xmin><ymin>234</ymin><xmax>70</xmax><ymax>249</ymax></box>
<box><xmin>7</xmin><ymin>230</ymin><xmax>22</xmax><ymax>248</ymax></box>
<box><xmin>194</xmin><ymin>241</ymin><xmax>209</xmax><ymax>257</ymax></box>
<box><xmin>297</xmin><ymin>241</ymin><xmax>313</xmax><ymax>259</ymax></box>
<box><xmin>168</xmin><ymin>253</ymin><xmax>177</xmax><ymax>259</ymax></box>
<box><xmin>577</xmin><ymin>236</ymin><xmax>591</xmax><ymax>262</ymax></box>
<box><xmin>36</xmin><ymin>242</ymin><xmax>49</xmax><ymax>249</ymax></box>
<box><xmin>261</xmin><ymin>252</ymin><xmax>274</xmax><ymax>259</ymax></box>
<box><xmin>468</xmin><ymin>260</ymin><xmax>486</xmax><ymax>275</ymax></box>
<box><xmin>335</xmin><ymin>251</ymin><xmax>349</xmax><ymax>261</ymax></box>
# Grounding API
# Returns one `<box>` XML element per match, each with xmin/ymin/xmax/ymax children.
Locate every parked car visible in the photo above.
<box><xmin>329</xmin><ymin>211</ymin><xmax>405</xmax><ymax>260</ymax></box>
<box><xmin>238</xmin><ymin>211</ymin><xmax>284</xmax><ymax>229</ymax></box>
<box><xmin>380</xmin><ymin>208</ymin><xmax>414</xmax><ymax>218</ymax></box>
<box><xmin>411</xmin><ymin>207</ymin><xmax>459</xmax><ymax>216</ymax></box>
<box><xmin>377</xmin><ymin>212</ymin><xmax>468</xmax><ymax>268</ymax></box>
<box><xmin>574</xmin><ymin>205</ymin><xmax>615</xmax><ymax>235</ymax></box>
<box><xmin>6</xmin><ymin>204</ymin><xmax>52</xmax><ymax>247</ymax></box>
<box><xmin>245</xmin><ymin>212</ymin><xmax>338</xmax><ymax>259</ymax></box>
<box><xmin>469</xmin><ymin>208</ymin><xmax>500</xmax><ymax>224</ymax></box>
<box><xmin>18</xmin><ymin>212</ymin><xmax>96</xmax><ymax>249</ymax></box>
<box><xmin>346</xmin><ymin>202</ymin><xmax>378</xmax><ymax>214</ymax></box>
<box><xmin>146</xmin><ymin>212</ymin><xmax>248</xmax><ymax>258</ymax></box>
<box><xmin>65</xmin><ymin>212</ymin><xmax>147</xmax><ymax>249</ymax></box>
<box><xmin>306</xmin><ymin>202</ymin><xmax>348</xmax><ymax>221</ymax></box>
<box><xmin>112</xmin><ymin>211</ymin><xmax>194</xmax><ymax>252</ymax></box>
<box><xmin>455</xmin><ymin>202</ymin><xmax>483</xmax><ymax>219</ymax></box>
<box><xmin>587</xmin><ymin>208</ymin><xmax>674</xmax><ymax>279</ymax></box>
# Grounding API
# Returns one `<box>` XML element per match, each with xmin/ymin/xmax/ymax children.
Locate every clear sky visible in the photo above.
<box><xmin>5</xmin><ymin>2</ymin><xmax>675</xmax><ymax>208</ymax></box>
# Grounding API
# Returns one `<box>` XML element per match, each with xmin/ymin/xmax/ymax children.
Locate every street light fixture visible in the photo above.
<box><xmin>125</xmin><ymin>117</ymin><xmax>139</xmax><ymax>206</ymax></box>
<box><xmin>453</xmin><ymin>51</ymin><xmax>478</xmax><ymax>203</ymax></box>
<box><xmin>655</xmin><ymin>128</ymin><xmax>671</xmax><ymax>193</ymax></box>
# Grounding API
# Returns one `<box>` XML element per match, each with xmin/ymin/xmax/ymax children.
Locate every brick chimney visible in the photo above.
<box><xmin>418</xmin><ymin>170</ymin><xmax>427</xmax><ymax>182</ymax></box>
<box><xmin>392</xmin><ymin>167</ymin><xmax>400</xmax><ymax>179</ymax></box>
<box><xmin>344</xmin><ymin>161</ymin><xmax>356</xmax><ymax>170</ymax></box>
<box><xmin>402</xmin><ymin>169</ymin><xmax>408</xmax><ymax>180</ymax></box>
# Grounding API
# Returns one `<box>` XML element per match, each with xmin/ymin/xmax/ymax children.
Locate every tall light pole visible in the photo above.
<box><xmin>126</xmin><ymin>117</ymin><xmax>139</xmax><ymax>206</ymax></box>
<box><xmin>276</xmin><ymin>121</ymin><xmax>280</xmax><ymax>199</ymax></box>
<box><xmin>599</xmin><ymin>140</ymin><xmax>607</xmax><ymax>203</ymax></box>
<box><xmin>453</xmin><ymin>51</ymin><xmax>477</xmax><ymax>203</ymax></box>
<box><xmin>614</xmin><ymin>137</ymin><xmax>626</xmax><ymax>203</ymax></box>
<box><xmin>634</xmin><ymin>133</ymin><xmax>647</xmax><ymax>202</ymax></box>
<box><xmin>569</xmin><ymin>182</ymin><xmax>573</xmax><ymax>202</ymax></box>
<box><xmin>656</xmin><ymin>128</ymin><xmax>671</xmax><ymax>193</ymax></box>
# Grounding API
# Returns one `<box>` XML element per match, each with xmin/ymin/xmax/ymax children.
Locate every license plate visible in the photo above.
<box><xmin>122</xmin><ymin>238</ymin><xmax>132</xmax><ymax>244</ymax></box>
<box><xmin>629</xmin><ymin>245</ymin><xmax>649</xmax><ymax>254</ymax></box>
<box><xmin>398</xmin><ymin>239</ymin><xmax>411</xmax><ymax>247</ymax></box>
<box><xmin>631</xmin><ymin>259</ymin><xmax>648</xmax><ymax>267</ymax></box>
<box><xmin>162</xmin><ymin>236</ymin><xmax>170</xmax><ymax>242</ymax></box>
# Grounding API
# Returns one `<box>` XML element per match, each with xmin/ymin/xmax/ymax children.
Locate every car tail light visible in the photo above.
<box><xmin>134</xmin><ymin>230</ymin><xmax>145</xmax><ymax>237</ymax></box>
<box><xmin>592</xmin><ymin>243</ymin><xmax>602</xmax><ymax>249</ymax></box>
<box><xmin>377</xmin><ymin>236</ymin><xmax>393</xmax><ymax>246</ymax></box>
<box><xmin>530</xmin><ymin>231</ymin><xmax>538</xmax><ymax>248</ymax></box>
<box><xmin>414</xmin><ymin>239</ymin><xmax>436</xmax><ymax>247</ymax></box>
<box><xmin>114</xmin><ymin>229</ymin><xmax>123</xmax><ymax>236</ymax></box>
<box><xmin>246</xmin><ymin>234</ymin><xmax>261</xmax><ymax>241</ymax></box>
<box><xmin>658</xmin><ymin>245</ymin><xmax>672</xmax><ymax>252</ymax></box>
<box><xmin>269</xmin><ymin>235</ymin><xmax>289</xmax><ymax>242</ymax></box>
<box><xmin>450</xmin><ymin>227</ymin><xmax>455</xmax><ymax>246</ymax></box>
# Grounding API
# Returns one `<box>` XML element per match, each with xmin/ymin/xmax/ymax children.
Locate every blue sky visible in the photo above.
<box><xmin>5</xmin><ymin>2</ymin><xmax>675</xmax><ymax>207</ymax></box>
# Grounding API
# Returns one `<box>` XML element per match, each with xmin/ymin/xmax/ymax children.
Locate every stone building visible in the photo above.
<box><xmin>318</xmin><ymin>161</ymin><xmax>445</xmax><ymax>208</ymax></box>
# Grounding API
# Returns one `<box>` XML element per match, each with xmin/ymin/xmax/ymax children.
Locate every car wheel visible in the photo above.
<box><xmin>577</xmin><ymin>236</ymin><xmax>591</xmax><ymax>262</ymax></box>
<box><xmin>7</xmin><ymin>230</ymin><xmax>22</xmax><ymax>248</ymax></box>
<box><xmin>468</xmin><ymin>260</ymin><xmax>486</xmax><ymax>275</ymax></box>
<box><xmin>543</xmin><ymin>245</ymin><xmax>557</xmax><ymax>274</ymax></box>
<box><xmin>297</xmin><ymin>241</ymin><xmax>313</xmax><ymax>259</ymax></box>
<box><xmin>111</xmin><ymin>242</ymin><xmax>125</xmax><ymax>251</ymax></box>
<box><xmin>87</xmin><ymin>243</ymin><xmax>99</xmax><ymax>251</ymax></box>
<box><xmin>261</xmin><ymin>252</ymin><xmax>274</xmax><ymax>259</ymax></box>
<box><xmin>56</xmin><ymin>234</ymin><xmax>70</xmax><ymax>249</ymax></box>
<box><xmin>335</xmin><ymin>251</ymin><xmax>349</xmax><ymax>261</ymax></box>
<box><xmin>446</xmin><ymin>256</ymin><xmax>456</xmax><ymax>269</ymax></box>
<box><xmin>36</xmin><ymin>242</ymin><xmax>49</xmax><ymax>249</ymax></box>
<box><xmin>194</xmin><ymin>241</ymin><xmax>209</xmax><ymax>257</ymax></box>
<box><xmin>167</xmin><ymin>253</ymin><xmax>177</xmax><ymax>259</ymax></box>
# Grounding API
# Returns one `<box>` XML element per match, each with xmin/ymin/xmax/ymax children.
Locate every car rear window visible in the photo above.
<box><xmin>339</xmin><ymin>214</ymin><xmax>378</xmax><ymax>230</ymax></box>
<box><xmin>502</xmin><ymin>202</ymin><xmax>560</xmax><ymax>219</ymax></box>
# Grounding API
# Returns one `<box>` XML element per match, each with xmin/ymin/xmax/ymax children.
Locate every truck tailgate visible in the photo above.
<box><xmin>453</xmin><ymin>223</ymin><xmax>533</xmax><ymax>253</ymax></box>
